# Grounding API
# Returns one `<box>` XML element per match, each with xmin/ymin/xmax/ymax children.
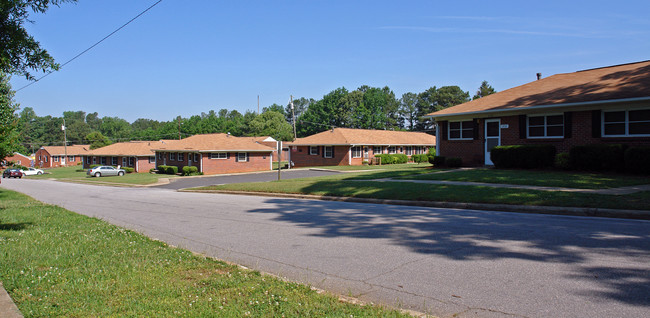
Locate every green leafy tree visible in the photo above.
<box><xmin>85</xmin><ymin>131</ymin><xmax>111</xmax><ymax>149</ymax></box>
<box><xmin>398</xmin><ymin>92</ymin><xmax>418</xmax><ymax>130</ymax></box>
<box><xmin>284</xmin><ymin>97</ymin><xmax>314</xmax><ymax>124</ymax></box>
<box><xmin>0</xmin><ymin>72</ymin><xmax>19</xmax><ymax>159</ymax></box>
<box><xmin>99</xmin><ymin>116</ymin><xmax>132</xmax><ymax>141</ymax></box>
<box><xmin>472</xmin><ymin>80</ymin><xmax>496</xmax><ymax>100</ymax></box>
<box><xmin>1</xmin><ymin>0</ymin><xmax>78</xmax><ymax>80</ymax></box>
<box><xmin>248</xmin><ymin>110</ymin><xmax>293</xmax><ymax>141</ymax></box>
<box><xmin>297</xmin><ymin>87</ymin><xmax>349</xmax><ymax>137</ymax></box>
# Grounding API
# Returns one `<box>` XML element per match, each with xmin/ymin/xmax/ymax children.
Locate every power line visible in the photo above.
<box><xmin>16</xmin><ymin>0</ymin><xmax>164</xmax><ymax>92</ymax></box>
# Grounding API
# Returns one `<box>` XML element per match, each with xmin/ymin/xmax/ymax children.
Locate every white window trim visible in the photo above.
<box><xmin>388</xmin><ymin>146</ymin><xmax>396</xmax><ymax>154</ymax></box>
<box><xmin>53</xmin><ymin>156</ymin><xmax>59</xmax><ymax>162</ymax></box>
<box><xmin>210</xmin><ymin>152</ymin><xmax>227</xmax><ymax>159</ymax></box>
<box><xmin>324</xmin><ymin>146</ymin><xmax>333</xmax><ymax>158</ymax></box>
<box><xmin>351</xmin><ymin>146</ymin><xmax>362</xmax><ymax>158</ymax></box>
<box><xmin>149</xmin><ymin>156</ymin><xmax>155</xmax><ymax>163</ymax></box>
<box><xmin>405</xmin><ymin>146</ymin><xmax>413</xmax><ymax>156</ymax></box>
<box><xmin>309</xmin><ymin>146</ymin><xmax>319</xmax><ymax>155</ymax></box>
<box><xmin>169</xmin><ymin>153</ymin><xmax>176</xmax><ymax>161</ymax></box>
<box><xmin>527</xmin><ymin>114</ymin><xmax>564</xmax><ymax>139</ymax></box>
<box><xmin>602</xmin><ymin>109</ymin><xmax>650</xmax><ymax>137</ymax></box>
<box><xmin>373</xmin><ymin>146</ymin><xmax>382</xmax><ymax>154</ymax></box>
<box><xmin>237</xmin><ymin>152</ymin><xmax>248</xmax><ymax>162</ymax></box>
<box><xmin>448</xmin><ymin>120</ymin><xmax>474</xmax><ymax>141</ymax></box>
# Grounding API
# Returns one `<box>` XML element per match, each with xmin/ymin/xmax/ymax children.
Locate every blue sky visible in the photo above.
<box><xmin>9</xmin><ymin>0</ymin><xmax>650</xmax><ymax>122</ymax></box>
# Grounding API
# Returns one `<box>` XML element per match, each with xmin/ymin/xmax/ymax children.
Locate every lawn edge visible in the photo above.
<box><xmin>182</xmin><ymin>189</ymin><xmax>650</xmax><ymax>220</ymax></box>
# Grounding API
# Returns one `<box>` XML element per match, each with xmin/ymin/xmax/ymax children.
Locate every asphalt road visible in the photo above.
<box><xmin>2</xmin><ymin>178</ymin><xmax>649</xmax><ymax>317</ymax></box>
<box><xmin>153</xmin><ymin>169</ymin><xmax>340</xmax><ymax>190</ymax></box>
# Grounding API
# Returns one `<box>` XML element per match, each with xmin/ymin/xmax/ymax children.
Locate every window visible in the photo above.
<box><xmin>528</xmin><ymin>114</ymin><xmax>564</xmax><ymax>138</ymax></box>
<box><xmin>388</xmin><ymin>146</ymin><xmax>396</xmax><ymax>154</ymax></box>
<box><xmin>210</xmin><ymin>152</ymin><xmax>227</xmax><ymax>159</ymax></box>
<box><xmin>373</xmin><ymin>146</ymin><xmax>382</xmax><ymax>154</ymax></box>
<box><xmin>92</xmin><ymin>157</ymin><xmax>96</xmax><ymax>164</ymax></box>
<box><xmin>68</xmin><ymin>156</ymin><xmax>75</xmax><ymax>162</ymax></box>
<box><xmin>415</xmin><ymin>147</ymin><xmax>423</xmax><ymax>155</ymax></box>
<box><xmin>324</xmin><ymin>146</ymin><xmax>333</xmax><ymax>158</ymax></box>
<box><xmin>101</xmin><ymin>157</ymin><xmax>107</xmax><ymax>165</ymax></box>
<box><xmin>351</xmin><ymin>146</ymin><xmax>362</xmax><ymax>158</ymax></box>
<box><xmin>45</xmin><ymin>156</ymin><xmax>48</xmax><ymax>162</ymax></box>
<box><xmin>169</xmin><ymin>153</ymin><xmax>176</xmax><ymax>161</ymax></box>
<box><xmin>157</xmin><ymin>152</ymin><xmax>163</xmax><ymax>160</ymax></box>
<box><xmin>129</xmin><ymin>157</ymin><xmax>134</xmax><ymax>166</ymax></box>
<box><xmin>237</xmin><ymin>152</ymin><xmax>248</xmax><ymax>162</ymax></box>
<box><xmin>603</xmin><ymin>109</ymin><xmax>650</xmax><ymax>137</ymax></box>
<box><xmin>405</xmin><ymin>146</ymin><xmax>413</xmax><ymax>156</ymax></box>
<box><xmin>449</xmin><ymin>120</ymin><xmax>474</xmax><ymax>140</ymax></box>
<box><xmin>193</xmin><ymin>153</ymin><xmax>199</xmax><ymax>162</ymax></box>
<box><xmin>309</xmin><ymin>146</ymin><xmax>319</xmax><ymax>155</ymax></box>
<box><xmin>53</xmin><ymin>156</ymin><xmax>59</xmax><ymax>162</ymax></box>
<box><xmin>178</xmin><ymin>153</ymin><xmax>185</xmax><ymax>162</ymax></box>
<box><xmin>149</xmin><ymin>156</ymin><xmax>155</xmax><ymax>163</ymax></box>
<box><xmin>111</xmin><ymin>157</ymin><xmax>118</xmax><ymax>165</ymax></box>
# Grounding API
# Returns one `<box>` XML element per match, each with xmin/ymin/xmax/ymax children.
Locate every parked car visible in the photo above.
<box><xmin>3</xmin><ymin>168</ymin><xmax>23</xmax><ymax>178</ymax></box>
<box><xmin>21</xmin><ymin>167</ymin><xmax>44</xmax><ymax>176</ymax></box>
<box><xmin>87</xmin><ymin>166</ymin><xmax>125</xmax><ymax>177</ymax></box>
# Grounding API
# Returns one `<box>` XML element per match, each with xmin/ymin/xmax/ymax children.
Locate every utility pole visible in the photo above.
<box><xmin>258</xmin><ymin>95</ymin><xmax>260</xmax><ymax>115</ymax></box>
<box><xmin>62</xmin><ymin>118</ymin><xmax>68</xmax><ymax>166</ymax></box>
<box><xmin>277</xmin><ymin>140</ymin><xmax>282</xmax><ymax>180</ymax></box>
<box><xmin>291</xmin><ymin>95</ymin><xmax>296</xmax><ymax>141</ymax></box>
<box><xmin>177</xmin><ymin>116</ymin><xmax>181</xmax><ymax>140</ymax></box>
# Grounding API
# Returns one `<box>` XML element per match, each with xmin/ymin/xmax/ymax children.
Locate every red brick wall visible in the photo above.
<box><xmin>439</xmin><ymin>110</ymin><xmax>650</xmax><ymax>166</ymax></box>
<box><xmin>83</xmin><ymin>155</ymin><xmax>155</xmax><ymax>173</ymax></box>
<box><xmin>201</xmin><ymin>152</ymin><xmax>271</xmax><ymax>174</ymax></box>
<box><xmin>2</xmin><ymin>153</ymin><xmax>32</xmax><ymax>168</ymax></box>
<box><xmin>290</xmin><ymin>146</ymin><xmax>350</xmax><ymax>167</ymax></box>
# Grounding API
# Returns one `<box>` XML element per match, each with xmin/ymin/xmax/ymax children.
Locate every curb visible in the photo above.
<box><xmin>181</xmin><ymin>190</ymin><xmax>650</xmax><ymax>220</ymax></box>
<box><xmin>0</xmin><ymin>282</ymin><xmax>23</xmax><ymax>318</ymax></box>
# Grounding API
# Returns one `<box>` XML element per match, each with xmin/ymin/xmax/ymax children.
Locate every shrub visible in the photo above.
<box><xmin>554</xmin><ymin>153</ymin><xmax>571</xmax><ymax>170</ymax></box>
<box><xmin>157</xmin><ymin>165</ymin><xmax>178</xmax><ymax>175</ymax></box>
<box><xmin>431</xmin><ymin>156</ymin><xmax>446</xmax><ymax>166</ymax></box>
<box><xmin>374</xmin><ymin>154</ymin><xmax>393</xmax><ymax>165</ymax></box>
<box><xmin>445</xmin><ymin>157</ymin><xmax>462</xmax><ymax>168</ymax></box>
<box><xmin>181</xmin><ymin>166</ymin><xmax>199</xmax><ymax>176</ymax></box>
<box><xmin>393</xmin><ymin>154</ymin><xmax>408</xmax><ymax>164</ymax></box>
<box><xmin>569</xmin><ymin>144</ymin><xmax>626</xmax><ymax>171</ymax></box>
<box><xmin>122</xmin><ymin>167</ymin><xmax>135</xmax><ymax>173</ymax></box>
<box><xmin>491</xmin><ymin>145</ymin><xmax>556</xmax><ymax>169</ymax></box>
<box><xmin>624</xmin><ymin>146</ymin><xmax>650</xmax><ymax>174</ymax></box>
<box><xmin>411</xmin><ymin>154</ymin><xmax>429</xmax><ymax>163</ymax></box>
<box><xmin>427</xmin><ymin>148</ymin><xmax>436</xmax><ymax>156</ymax></box>
<box><xmin>89</xmin><ymin>164</ymin><xmax>101</xmax><ymax>169</ymax></box>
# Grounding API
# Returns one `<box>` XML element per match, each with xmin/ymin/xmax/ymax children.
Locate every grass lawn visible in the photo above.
<box><xmin>197</xmin><ymin>172</ymin><xmax>650</xmax><ymax>211</ymax></box>
<box><xmin>28</xmin><ymin>165</ymin><xmax>176</xmax><ymax>186</ymax></box>
<box><xmin>312</xmin><ymin>163</ymin><xmax>442</xmax><ymax>180</ymax></box>
<box><xmin>0</xmin><ymin>189</ymin><xmax>409</xmax><ymax>317</ymax></box>
<box><xmin>399</xmin><ymin>168</ymin><xmax>650</xmax><ymax>189</ymax></box>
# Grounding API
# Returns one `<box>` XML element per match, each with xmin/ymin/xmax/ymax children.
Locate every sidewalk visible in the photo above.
<box><xmin>0</xmin><ymin>282</ymin><xmax>23</xmax><ymax>318</ymax></box>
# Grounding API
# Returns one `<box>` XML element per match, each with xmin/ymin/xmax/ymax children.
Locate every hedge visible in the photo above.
<box><xmin>491</xmin><ymin>145</ymin><xmax>556</xmax><ymax>169</ymax></box>
<box><xmin>374</xmin><ymin>154</ymin><xmax>408</xmax><ymax>165</ymax></box>
<box><xmin>411</xmin><ymin>154</ymin><xmax>429</xmax><ymax>163</ymax></box>
<box><xmin>554</xmin><ymin>153</ymin><xmax>571</xmax><ymax>170</ymax></box>
<box><xmin>569</xmin><ymin>144</ymin><xmax>626</xmax><ymax>171</ymax></box>
<box><xmin>157</xmin><ymin>165</ymin><xmax>179</xmax><ymax>175</ymax></box>
<box><xmin>430</xmin><ymin>156</ymin><xmax>446</xmax><ymax>166</ymax></box>
<box><xmin>624</xmin><ymin>146</ymin><xmax>650</xmax><ymax>174</ymax></box>
<box><xmin>182</xmin><ymin>166</ymin><xmax>199</xmax><ymax>176</ymax></box>
<box><xmin>122</xmin><ymin>167</ymin><xmax>135</xmax><ymax>173</ymax></box>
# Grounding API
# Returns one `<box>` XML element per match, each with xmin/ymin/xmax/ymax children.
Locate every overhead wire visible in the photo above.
<box><xmin>16</xmin><ymin>0</ymin><xmax>164</xmax><ymax>92</ymax></box>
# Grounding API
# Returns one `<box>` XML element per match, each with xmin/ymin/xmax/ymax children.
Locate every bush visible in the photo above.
<box><xmin>393</xmin><ymin>154</ymin><xmax>408</xmax><ymax>164</ymax></box>
<box><xmin>374</xmin><ymin>154</ymin><xmax>408</xmax><ymax>165</ymax></box>
<box><xmin>89</xmin><ymin>164</ymin><xmax>101</xmax><ymax>169</ymax></box>
<box><xmin>122</xmin><ymin>167</ymin><xmax>135</xmax><ymax>173</ymax></box>
<box><xmin>445</xmin><ymin>157</ymin><xmax>462</xmax><ymax>168</ymax></box>
<box><xmin>427</xmin><ymin>148</ymin><xmax>436</xmax><ymax>156</ymax></box>
<box><xmin>491</xmin><ymin>145</ymin><xmax>556</xmax><ymax>169</ymax></box>
<box><xmin>157</xmin><ymin>165</ymin><xmax>178</xmax><ymax>175</ymax></box>
<box><xmin>431</xmin><ymin>156</ymin><xmax>446</xmax><ymax>166</ymax></box>
<box><xmin>411</xmin><ymin>154</ymin><xmax>429</xmax><ymax>163</ymax></box>
<box><xmin>554</xmin><ymin>153</ymin><xmax>571</xmax><ymax>170</ymax></box>
<box><xmin>181</xmin><ymin>166</ymin><xmax>199</xmax><ymax>176</ymax></box>
<box><xmin>569</xmin><ymin>144</ymin><xmax>626</xmax><ymax>171</ymax></box>
<box><xmin>624</xmin><ymin>146</ymin><xmax>650</xmax><ymax>174</ymax></box>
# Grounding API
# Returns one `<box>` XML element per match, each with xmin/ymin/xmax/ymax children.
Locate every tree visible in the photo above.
<box><xmin>85</xmin><ymin>131</ymin><xmax>111</xmax><ymax>149</ymax></box>
<box><xmin>472</xmin><ymin>80</ymin><xmax>496</xmax><ymax>100</ymax></box>
<box><xmin>398</xmin><ymin>92</ymin><xmax>417</xmax><ymax>130</ymax></box>
<box><xmin>248</xmin><ymin>110</ymin><xmax>293</xmax><ymax>141</ymax></box>
<box><xmin>0</xmin><ymin>72</ymin><xmax>19</xmax><ymax>159</ymax></box>
<box><xmin>1</xmin><ymin>0</ymin><xmax>77</xmax><ymax>80</ymax></box>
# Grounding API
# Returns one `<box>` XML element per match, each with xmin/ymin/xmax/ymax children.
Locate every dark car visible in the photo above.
<box><xmin>2</xmin><ymin>168</ymin><xmax>23</xmax><ymax>178</ymax></box>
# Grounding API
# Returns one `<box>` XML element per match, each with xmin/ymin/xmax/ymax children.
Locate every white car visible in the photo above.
<box><xmin>22</xmin><ymin>167</ymin><xmax>44</xmax><ymax>176</ymax></box>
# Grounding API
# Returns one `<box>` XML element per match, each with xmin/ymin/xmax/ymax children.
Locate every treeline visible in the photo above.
<box><xmin>14</xmin><ymin>82</ymin><xmax>495</xmax><ymax>154</ymax></box>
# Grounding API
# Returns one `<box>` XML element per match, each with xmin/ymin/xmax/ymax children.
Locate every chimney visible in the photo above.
<box><xmin>536</xmin><ymin>73</ymin><xmax>542</xmax><ymax>80</ymax></box>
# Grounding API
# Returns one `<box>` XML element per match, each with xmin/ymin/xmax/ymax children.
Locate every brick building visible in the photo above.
<box><xmin>1</xmin><ymin>152</ymin><xmax>33</xmax><ymax>168</ymax></box>
<box><xmin>287</xmin><ymin>128</ymin><xmax>436</xmax><ymax>167</ymax></box>
<box><xmin>425</xmin><ymin>61</ymin><xmax>650</xmax><ymax>166</ymax></box>
<box><xmin>35</xmin><ymin>145</ymin><xmax>90</xmax><ymax>168</ymax></box>
<box><xmin>82</xmin><ymin>141</ymin><xmax>168</xmax><ymax>172</ymax></box>
<box><xmin>153</xmin><ymin>133</ymin><xmax>275</xmax><ymax>175</ymax></box>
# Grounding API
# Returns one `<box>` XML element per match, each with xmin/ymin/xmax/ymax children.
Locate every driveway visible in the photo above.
<box><xmin>154</xmin><ymin>169</ymin><xmax>340</xmax><ymax>190</ymax></box>
<box><xmin>2</xmin><ymin>179</ymin><xmax>649</xmax><ymax>317</ymax></box>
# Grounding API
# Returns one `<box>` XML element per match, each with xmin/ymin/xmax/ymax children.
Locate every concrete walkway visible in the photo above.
<box><xmin>370</xmin><ymin>178</ymin><xmax>650</xmax><ymax>195</ymax></box>
<box><xmin>0</xmin><ymin>282</ymin><xmax>22</xmax><ymax>318</ymax></box>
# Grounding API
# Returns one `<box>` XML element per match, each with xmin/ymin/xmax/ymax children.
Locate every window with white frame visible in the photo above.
<box><xmin>193</xmin><ymin>153</ymin><xmax>199</xmax><ymax>162</ymax></box>
<box><xmin>68</xmin><ymin>156</ymin><xmax>75</xmax><ymax>162</ymax></box>
<box><xmin>449</xmin><ymin>120</ymin><xmax>474</xmax><ymax>140</ymax></box>
<box><xmin>210</xmin><ymin>152</ymin><xmax>227</xmax><ymax>159</ymax></box>
<box><xmin>324</xmin><ymin>146</ymin><xmax>333</xmax><ymax>158</ymax></box>
<box><xmin>45</xmin><ymin>156</ymin><xmax>48</xmax><ymax>162</ymax></box>
<box><xmin>149</xmin><ymin>156</ymin><xmax>155</xmax><ymax>163</ymax></box>
<box><xmin>603</xmin><ymin>109</ymin><xmax>650</xmax><ymax>137</ymax></box>
<box><xmin>157</xmin><ymin>152</ymin><xmax>163</xmax><ymax>160</ymax></box>
<box><xmin>528</xmin><ymin>114</ymin><xmax>564</xmax><ymax>138</ymax></box>
<box><xmin>309</xmin><ymin>146</ymin><xmax>319</xmax><ymax>155</ymax></box>
<box><xmin>405</xmin><ymin>146</ymin><xmax>413</xmax><ymax>156</ymax></box>
<box><xmin>237</xmin><ymin>152</ymin><xmax>248</xmax><ymax>162</ymax></box>
<box><xmin>53</xmin><ymin>156</ymin><xmax>59</xmax><ymax>162</ymax></box>
<box><xmin>178</xmin><ymin>153</ymin><xmax>185</xmax><ymax>162</ymax></box>
<box><xmin>111</xmin><ymin>157</ymin><xmax>118</xmax><ymax>165</ymax></box>
<box><xmin>169</xmin><ymin>153</ymin><xmax>176</xmax><ymax>161</ymax></box>
<box><xmin>373</xmin><ymin>146</ymin><xmax>382</xmax><ymax>154</ymax></box>
<box><xmin>388</xmin><ymin>146</ymin><xmax>396</xmax><ymax>154</ymax></box>
<box><xmin>92</xmin><ymin>157</ymin><xmax>95</xmax><ymax>164</ymax></box>
<box><xmin>351</xmin><ymin>146</ymin><xmax>362</xmax><ymax>158</ymax></box>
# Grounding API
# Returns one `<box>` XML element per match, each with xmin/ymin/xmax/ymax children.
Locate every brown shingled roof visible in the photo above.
<box><xmin>86</xmin><ymin>141</ymin><xmax>166</xmax><ymax>156</ymax></box>
<box><xmin>153</xmin><ymin>133</ymin><xmax>275</xmax><ymax>152</ymax></box>
<box><xmin>41</xmin><ymin>145</ymin><xmax>90</xmax><ymax>155</ymax></box>
<box><xmin>287</xmin><ymin>128</ymin><xmax>436</xmax><ymax>146</ymax></box>
<box><xmin>426</xmin><ymin>60</ymin><xmax>650</xmax><ymax>118</ymax></box>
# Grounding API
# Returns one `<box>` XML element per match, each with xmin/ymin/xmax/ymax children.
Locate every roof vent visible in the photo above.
<box><xmin>536</xmin><ymin>73</ymin><xmax>542</xmax><ymax>80</ymax></box>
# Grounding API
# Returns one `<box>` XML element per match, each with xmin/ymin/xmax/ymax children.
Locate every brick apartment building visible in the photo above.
<box><xmin>82</xmin><ymin>141</ymin><xmax>168</xmax><ymax>172</ymax></box>
<box><xmin>35</xmin><ymin>145</ymin><xmax>90</xmax><ymax>168</ymax></box>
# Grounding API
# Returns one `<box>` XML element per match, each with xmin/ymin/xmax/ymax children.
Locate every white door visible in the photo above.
<box><xmin>485</xmin><ymin>119</ymin><xmax>501</xmax><ymax>165</ymax></box>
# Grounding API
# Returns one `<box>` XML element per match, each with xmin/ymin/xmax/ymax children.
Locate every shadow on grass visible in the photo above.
<box><xmin>247</xmin><ymin>197</ymin><xmax>650</xmax><ymax>306</ymax></box>
<box><xmin>0</xmin><ymin>222</ymin><xmax>33</xmax><ymax>231</ymax></box>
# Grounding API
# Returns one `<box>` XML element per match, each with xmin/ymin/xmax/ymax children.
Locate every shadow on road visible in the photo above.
<box><xmin>248</xmin><ymin>198</ymin><xmax>650</xmax><ymax>306</ymax></box>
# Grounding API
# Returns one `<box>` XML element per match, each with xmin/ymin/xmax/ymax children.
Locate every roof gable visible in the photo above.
<box><xmin>86</xmin><ymin>141</ymin><xmax>166</xmax><ymax>156</ymax></box>
<box><xmin>153</xmin><ymin>134</ymin><xmax>275</xmax><ymax>152</ymax></box>
<box><xmin>289</xmin><ymin>128</ymin><xmax>436</xmax><ymax>146</ymax></box>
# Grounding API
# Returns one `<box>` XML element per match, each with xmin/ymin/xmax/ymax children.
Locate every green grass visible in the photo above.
<box><xmin>0</xmin><ymin>189</ymin><xmax>410</xmax><ymax>317</ymax></box>
<box><xmin>198</xmin><ymin>174</ymin><xmax>650</xmax><ymax>210</ymax></box>
<box><xmin>28</xmin><ymin>165</ymin><xmax>175</xmax><ymax>185</ymax></box>
<box><xmin>399</xmin><ymin>168</ymin><xmax>650</xmax><ymax>189</ymax></box>
<box><xmin>312</xmin><ymin>163</ymin><xmax>441</xmax><ymax>180</ymax></box>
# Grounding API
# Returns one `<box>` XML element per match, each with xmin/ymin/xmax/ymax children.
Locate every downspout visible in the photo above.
<box><xmin>435</xmin><ymin>121</ymin><xmax>440</xmax><ymax>156</ymax></box>
<box><xmin>348</xmin><ymin>146</ymin><xmax>352</xmax><ymax>165</ymax></box>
